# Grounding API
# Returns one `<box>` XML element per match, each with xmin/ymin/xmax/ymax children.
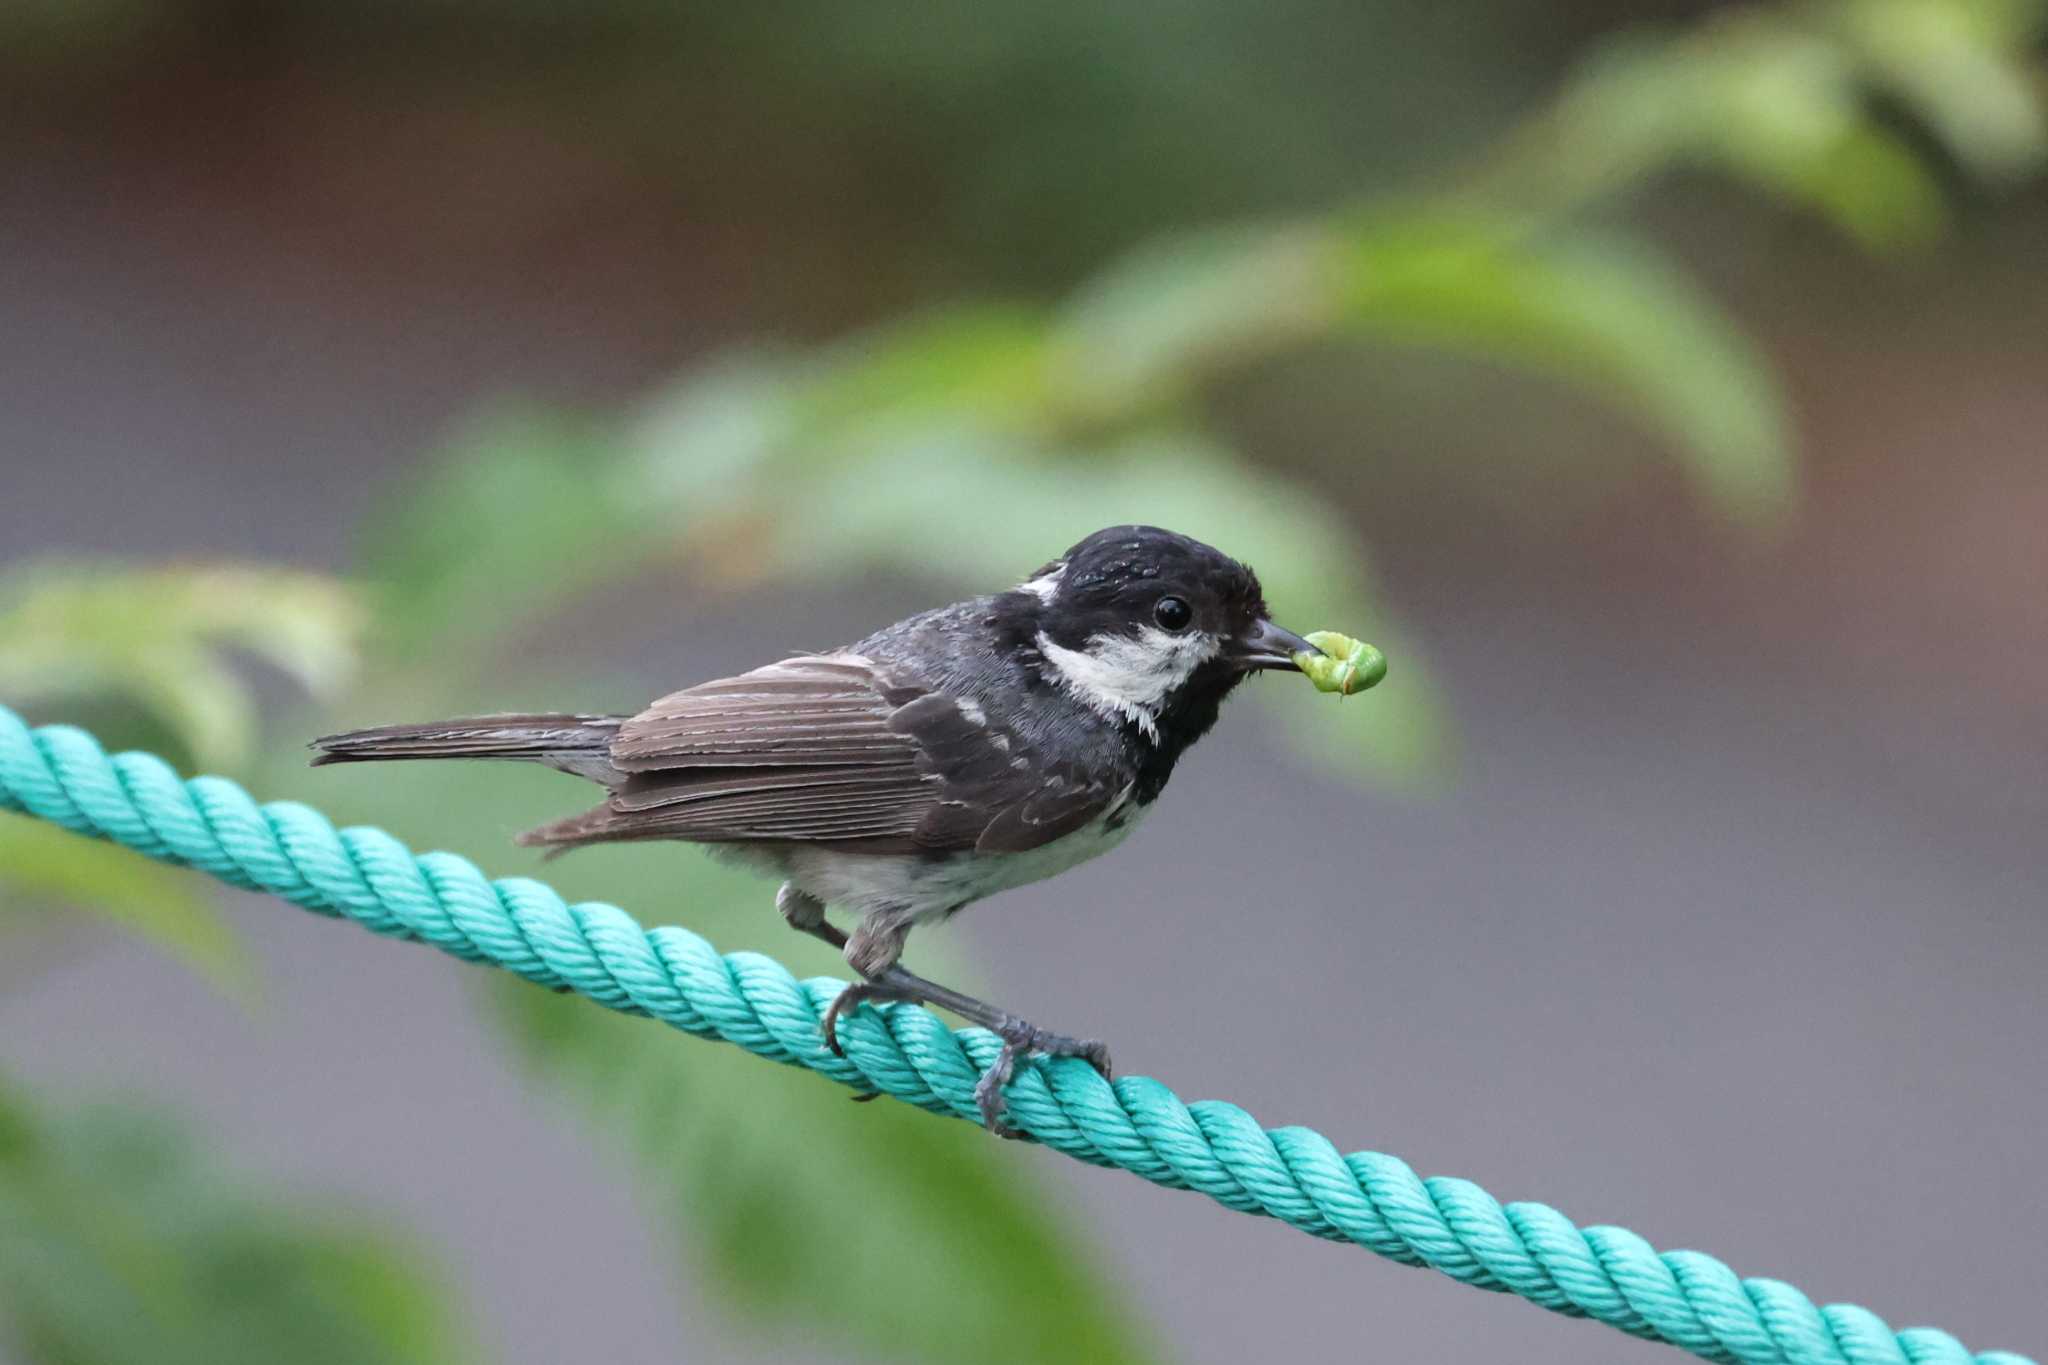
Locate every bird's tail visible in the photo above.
<box><xmin>310</xmin><ymin>713</ymin><xmax>626</xmax><ymax>784</ymax></box>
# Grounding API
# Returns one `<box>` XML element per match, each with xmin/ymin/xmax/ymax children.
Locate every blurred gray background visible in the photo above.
<box><xmin>4</xmin><ymin>4</ymin><xmax>2045</xmax><ymax>1363</ymax></box>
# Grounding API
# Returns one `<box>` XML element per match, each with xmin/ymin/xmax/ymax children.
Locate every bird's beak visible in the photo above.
<box><xmin>1233</xmin><ymin>618</ymin><xmax>1320</xmax><ymax>672</ymax></box>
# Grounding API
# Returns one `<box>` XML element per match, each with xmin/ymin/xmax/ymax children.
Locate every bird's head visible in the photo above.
<box><xmin>1009</xmin><ymin>525</ymin><xmax>1319</xmax><ymax>745</ymax></box>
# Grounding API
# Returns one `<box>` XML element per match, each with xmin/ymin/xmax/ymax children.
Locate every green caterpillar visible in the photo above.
<box><xmin>1293</xmin><ymin>631</ymin><xmax>1387</xmax><ymax>696</ymax></box>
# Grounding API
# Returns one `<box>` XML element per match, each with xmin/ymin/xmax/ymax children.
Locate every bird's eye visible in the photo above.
<box><xmin>1153</xmin><ymin>595</ymin><xmax>1193</xmax><ymax>631</ymax></box>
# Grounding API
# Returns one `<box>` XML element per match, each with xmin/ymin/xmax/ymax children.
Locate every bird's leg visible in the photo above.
<box><xmin>819</xmin><ymin>912</ymin><xmax>913</xmax><ymax>1056</ymax></box>
<box><xmin>819</xmin><ymin>911</ymin><xmax>1111</xmax><ymax>1137</ymax></box>
<box><xmin>780</xmin><ymin>886</ymin><xmax>901</xmax><ymax>1103</ymax></box>
<box><xmin>776</xmin><ymin>883</ymin><xmax>846</xmax><ymax>951</ymax></box>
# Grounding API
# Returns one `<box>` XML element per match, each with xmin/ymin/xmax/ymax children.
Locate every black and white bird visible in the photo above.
<box><xmin>313</xmin><ymin>525</ymin><xmax>1325</xmax><ymax>1132</ymax></box>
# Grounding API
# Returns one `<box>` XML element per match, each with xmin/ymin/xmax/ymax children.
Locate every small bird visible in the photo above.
<box><xmin>314</xmin><ymin>525</ymin><xmax>1325</xmax><ymax>1133</ymax></box>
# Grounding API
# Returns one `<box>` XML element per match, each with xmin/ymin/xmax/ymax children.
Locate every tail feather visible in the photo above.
<box><xmin>515</xmin><ymin>803</ymin><xmax>641</xmax><ymax>857</ymax></box>
<box><xmin>311</xmin><ymin>713</ymin><xmax>626</xmax><ymax>783</ymax></box>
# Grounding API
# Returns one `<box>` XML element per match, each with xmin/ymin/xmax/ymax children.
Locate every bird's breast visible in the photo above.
<box><xmin>783</xmin><ymin>798</ymin><xmax>1148</xmax><ymax>925</ymax></box>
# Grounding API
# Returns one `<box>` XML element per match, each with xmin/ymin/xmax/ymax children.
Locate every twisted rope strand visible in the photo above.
<box><xmin>0</xmin><ymin>704</ymin><xmax>2032</xmax><ymax>1365</ymax></box>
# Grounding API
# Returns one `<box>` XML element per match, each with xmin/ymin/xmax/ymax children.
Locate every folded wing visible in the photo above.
<box><xmin>519</xmin><ymin>655</ymin><xmax>1113</xmax><ymax>855</ymax></box>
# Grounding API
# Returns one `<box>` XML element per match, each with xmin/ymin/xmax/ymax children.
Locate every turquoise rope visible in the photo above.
<box><xmin>0</xmin><ymin>702</ymin><xmax>2033</xmax><ymax>1365</ymax></box>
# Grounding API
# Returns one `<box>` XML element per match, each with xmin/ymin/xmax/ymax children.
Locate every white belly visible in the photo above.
<box><xmin>782</xmin><ymin>804</ymin><xmax>1146</xmax><ymax>924</ymax></box>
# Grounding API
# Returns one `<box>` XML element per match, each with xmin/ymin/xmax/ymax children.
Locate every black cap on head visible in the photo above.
<box><xmin>1028</xmin><ymin>526</ymin><xmax>1268</xmax><ymax>648</ymax></box>
<box><xmin>1059</xmin><ymin>525</ymin><xmax>1259</xmax><ymax>597</ymax></box>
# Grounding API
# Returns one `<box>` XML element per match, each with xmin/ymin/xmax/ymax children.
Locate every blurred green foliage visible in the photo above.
<box><xmin>3</xmin><ymin>1</ymin><xmax>2046</xmax><ymax>1362</ymax></box>
<box><xmin>0</xmin><ymin>564</ymin><xmax>362</xmax><ymax>998</ymax></box>
<box><xmin>0</xmin><ymin>566</ymin><xmax>456</xmax><ymax>1365</ymax></box>
<box><xmin>345</xmin><ymin>2</ymin><xmax>2047</xmax><ymax>791</ymax></box>
<box><xmin>500</xmin><ymin>984</ymin><xmax>1154</xmax><ymax>1363</ymax></box>
<box><xmin>0</xmin><ymin>563</ymin><xmax>364</xmax><ymax>773</ymax></box>
<box><xmin>1465</xmin><ymin>0</ymin><xmax>2046</xmax><ymax>241</ymax></box>
<box><xmin>0</xmin><ymin>818</ymin><xmax>252</xmax><ymax>1001</ymax></box>
<box><xmin>0</xmin><ymin>1079</ymin><xmax>472</xmax><ymax>1365</ymax></box>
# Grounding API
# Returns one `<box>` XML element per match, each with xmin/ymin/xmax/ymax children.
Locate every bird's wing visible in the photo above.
<box><xmin>520</xmin><ymin>655</ymin><xmax>1116</xmax><ymax>853</ymax></box>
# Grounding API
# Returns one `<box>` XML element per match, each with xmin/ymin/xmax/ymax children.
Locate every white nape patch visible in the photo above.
<box><xmin>1034</xmin><ymin>626</ymin><xmax>1221</xmax><ymax>741</ymax></box>
<box><xmin>955</xmin><ymin>696</ymin><xmax>988</xmax><ymax>726</ymax></box>
<box><xmin>1018</xmin><ymin>563</ymin><xmax>1066</xmax><ymax>602</ymax></box>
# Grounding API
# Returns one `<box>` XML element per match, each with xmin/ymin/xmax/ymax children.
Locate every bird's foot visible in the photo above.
<box><xmin>974</xmin><ymin>1017</ymin><xmax>1112</xmax><ymax>1139</ymax></box>
<box><xmin>816</xmin><ymin>961</ymin><xmax>1112</xmax><ymax>1138</ymax></box>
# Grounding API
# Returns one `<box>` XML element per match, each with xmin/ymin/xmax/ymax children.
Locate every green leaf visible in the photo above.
<box><xmin>1331</xmin><ymin>213</ymin><xmax>1797</xmax><ymax>526</ymax></box>
<box><xmin>1831</xmin><ymin>0</ymin><xmax>2048</xmax><ymax>182</ymax></box>
<box><xmin>1678</xmin><ymin>27</ymin><xmax>1949</xmax><ymax>248</ymax></box>
<box><xmin>495</xmin><ymin>980</ymin><xmax>1155</xmax><ymax>1365</ymax></box>
<box><xmin>0</xmin><ymin>562</ymin><xmax>364</xmax><ymax>770</ymax></box>
<box><xmin>0</xmin><ymin>818</ymin><xmax>254</xmax><ymax>1003</ymax></box>
<box><xmin>0</xmin><ymin>1074</ymin><xmax>476</xmax><ymax>1365</ymax></box>
<box><xmin>1559</xmin><ymin>24</ymin><xmax>1947</xmax><ymax>248</ymax></box>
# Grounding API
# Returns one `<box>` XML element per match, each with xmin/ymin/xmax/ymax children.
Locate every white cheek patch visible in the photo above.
<box><xmin>1034</xmin><ymin>626</ymin><xmax>1221</xmax><ymax>741</ymax></box>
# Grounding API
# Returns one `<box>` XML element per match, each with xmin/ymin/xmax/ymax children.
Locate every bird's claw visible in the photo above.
<box><xmin>973</xmin><ymin>1019</ymin><xmax>1112</xmax><ymax>1138</ymax></box>
<box><xmin>820</xmin><ymin>981</ymin><xmax>905</xmax><ymax>1057</ymax></box>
